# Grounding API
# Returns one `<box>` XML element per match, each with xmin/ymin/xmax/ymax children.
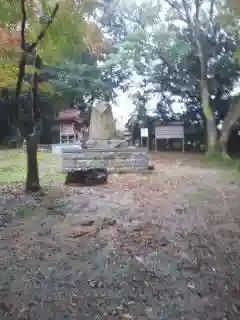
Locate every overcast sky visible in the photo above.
<box><xmin>112</xmin><ymin>91</ymin><xmax>183</xmax><ymax>130</ymax></box>
<box><xmin>112</xmin><ymin>93</ymin><xmax>135</xmax><ymax>130</ymax></box>
<box><xmin>111</xmin><ymin>0</ymin><xmax>172</xmax><ymax>129</ymax></box>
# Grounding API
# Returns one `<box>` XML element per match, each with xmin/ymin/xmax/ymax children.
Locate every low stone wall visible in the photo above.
<box><xmin>61</xmin><ymin>151</ymin><xmax>151</xmax><ymax>174</ymax></box>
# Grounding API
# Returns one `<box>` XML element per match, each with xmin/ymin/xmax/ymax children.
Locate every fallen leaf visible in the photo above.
<box><xmin>120</xmin><ymin>313</ymin><xmax>133</xmax><ymax>320</ymax></box>
<box><xmin>72</xmin><ymin>226</ymin><xmax>96</xmax><ymax>238</ymax></box>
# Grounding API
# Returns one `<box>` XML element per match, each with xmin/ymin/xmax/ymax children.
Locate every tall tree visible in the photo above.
<box><xmin>116</xmin><ymin>0</ymin><xmax>240</xmax><ymax>153</ymax></box>
<box><xmin>158</xmin><ymin>0</ymin><xmax>221</xmax><ymax>152</ymax></box>
<box><xmin>216</xmin><ymin>0</ymin><xmax>240</xmax><ymax>155</ymax></box>
<box><xmin>16</xmin><ymin>1</ymin><xmax>61</xmax><ymax>192</ymax></box>
<box><xmin>0</xmin><ymin>0</ymin><xmax>104</xmax><ymax>192</ymax></box>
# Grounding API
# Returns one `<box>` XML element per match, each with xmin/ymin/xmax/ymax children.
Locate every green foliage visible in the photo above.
<box><xmin>0</xmin><ymin>0</ymin><xmax>104</xmax><ymax>79</ymax></box>
<box><xmin>0</xmin><ymin>63</ymin><xmax>18</xmax><ymax>88</ymax></box>
<box><xmin>131</xmin><ymin>91</ymin><xmax>148</xmax><ymax>123</ymax></box>
<box><xmin>118</xmin><ymin>1</ymin><xmax>240</xmax><ymax>128</ymax></box>
<box><xmin>43</xmin><ymin>44</ymin><xmax>132</xmax><ymax>105</ymax></box>
<box><xmin>27</xmin><ymin>2</ymin><xmax>89</xmax><ymax>64</ymax></box>
<box><xmin>0</xmin><ymin>0</ymin><xmax>129</xmax><ymax>102</ymax></box>
<box><xmin>0</xmin><ymin>150</ymin><xmax>26</xmax><ymax>183</ymax></box>
<box><xmin>0</xmin><ymin>149</ymin><xmax>63</xmax><ymax>185</ymax></box>
<box><xmin>0</xmin><ymin>0</ymin><xmax>21</xmax><ymax>26</ymax></box>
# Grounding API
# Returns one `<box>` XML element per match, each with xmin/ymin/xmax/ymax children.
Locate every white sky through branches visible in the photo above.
<box><xmin>111</xmin><ymin>0</ymin><xmax>180</xmax><ymax>129</ymax></box>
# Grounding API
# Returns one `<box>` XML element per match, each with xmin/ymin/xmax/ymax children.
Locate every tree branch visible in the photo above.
<box><xmin>32</xmin><ymin>54</ymin><xmax>41</xmax><ymax>123</ymax></box>
<box><xmin>27</xmin><ymin>4</ymin><xmax>59</xmax><ymax>53</ymax></box>
<box><xmin>195</xmin><ymin>0</ymin><xmax>201</xmax><ymax>20</ymax></box>
<box><xmin>20</xmin><ymin>0</ymin><xmax>27</xmax><ymax>50</ymax></box>
<box><xmin>181</xmin><ymin>0</ymin><xmax>202</xmax><ymax>54</ymax></box>
<box><xmin>16</xmin><ymin>0</ymin><xmax>28</xmax><ymax>120</ymax></box>
<box><xmin>149</xmin><ymin>42</ymin><xmax>178</xmax><ymax>72</ymax></box>
<box><xmin>209</xmin><ymin>0</ymin><xmax>216</xmax><ymax>22</ymax></box>
<box><xmin>181</xmin><ymin>0</ymin><xmax>195</xmax><ymax>29</ymax></box>
<box><xmin>16</xmin><ymin>1</ymin><xmax>59</xmax><ymax>129</ymax></box>
<box><xmin>164</xmin><ymin>0</ymin><xmax>188</xmax><ymax>23</ymax></box>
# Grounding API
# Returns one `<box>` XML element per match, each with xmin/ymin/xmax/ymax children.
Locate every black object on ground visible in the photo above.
<box><xmin>148</xmin><ymin>164</ymin><xmax>154</xmax><ymax>170</ymax></box>
<box><xmin>65</xmin><ymin>168</ymin><xmax>108</xmax><ymax>186</ymax></box>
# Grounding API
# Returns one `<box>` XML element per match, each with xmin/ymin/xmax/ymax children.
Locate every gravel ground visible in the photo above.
<box><xmin>0</xmin><ymin>158</ymin><xmax>240</xmax><ymax>320</ymax></box>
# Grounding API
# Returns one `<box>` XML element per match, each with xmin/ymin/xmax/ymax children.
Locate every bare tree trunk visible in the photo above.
<box><xmin>201</xmin><ymin>79</ymin><xmax>218</xmax><ymax>153</ymax></box>
<box><xmin>206</xmin><ymin>118</ymin><xmax>218</xmax><ymax>153</ymax></box>
<box><xmin>219</xmin><ymin>130</ymin><xmax>229</xmax><ymax>156</ymax></box>
<box><xmin>179</xmin><ymin>0</ymin><xmax>218</xmax><ymax>153</ymax></box>
<box><xmin>17</xmin><ymin>0</ymin><xmax>59</xmax><ymax>193</ymax></box>
<box><xmin>219</xmin><ymin>102</ymin><xmax>240</xmax><ymax>157</ymax></box>
<box><xmin>25</xmin><ymin>53</ymin><xmax>43</xmax><ymax>192</ymax></box>
<box><xmin>26</xmin><ymin>136</ymin><xmax>40</xmax><ymax>192</ymax></box>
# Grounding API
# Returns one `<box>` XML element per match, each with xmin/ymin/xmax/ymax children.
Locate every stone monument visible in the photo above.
<box><xmin>87</xmin><ymin>100</ymin><xmax>126</xmax><ymax>148</ymax></box>
<box><xmin>88</xmin><ymin>100</ymin><xmax>118</xmax><ymax>139</ymax></box>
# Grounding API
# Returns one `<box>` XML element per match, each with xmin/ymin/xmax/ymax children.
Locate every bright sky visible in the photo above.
<box><xmin>111</xmin><ymin>0</ymin><xmax>175</xmax><ymax>129</ymax></box>
<box><xmin>112</xmin><ymin>91</ymin><xmax>183</xmax><ymax>130</ymax></box>
<box><xmin>112</xmin><ymin>92</ymin><xmax>135</xmax><ymax>130</ymax></box>
<box><xmin>112</xmin><ymin>72</ymin><xmax>143</xmax><ymax>130</ymax></box>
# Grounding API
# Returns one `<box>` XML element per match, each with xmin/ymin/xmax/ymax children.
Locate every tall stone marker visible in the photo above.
<box><xmin>88</xmin><ymin>100</ymin><xmax>119</xmax><ymax>140</ymax></box>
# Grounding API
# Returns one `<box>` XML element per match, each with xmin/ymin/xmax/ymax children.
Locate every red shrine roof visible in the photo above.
<box><xmin>57</xmin><ymin>109</ymin><xmax>87</xmax><ymax>123</ymax></box>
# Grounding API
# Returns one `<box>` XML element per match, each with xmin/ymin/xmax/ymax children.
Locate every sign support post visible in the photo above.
<box><xmin>140</xmin><ymin>128</ymin><xmax>149</xmax><ymax>150</ymax></box>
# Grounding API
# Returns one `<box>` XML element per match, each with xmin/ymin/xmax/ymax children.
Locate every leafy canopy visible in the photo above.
<box><xmin>0</xmin><ymin>0</ymin><xmax>104</xmax><ymax>89</ymax></box>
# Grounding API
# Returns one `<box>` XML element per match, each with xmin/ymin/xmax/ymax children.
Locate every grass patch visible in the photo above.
<box><xmin>0</xmin><ymin>149</ymin><xmax>64</xmax><ymax>185</ymax></box>
<box><xmin>201</xmin><ymin>151</ymin><xmax>240</xmax><ymax>183</ymax></box>
<box><xmin>0</xmin><ymin>150</ymin><xmax>26</xmax><ymax>184</ymax></box>
<box><xmin>202</xmin><ymin>151</ymin><xmax>240</xmax><ymax>171</ymax></box>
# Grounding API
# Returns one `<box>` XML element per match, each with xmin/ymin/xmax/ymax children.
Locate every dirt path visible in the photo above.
<box><xmin>0</xmin><ymin>159</ymin><xmax>240</xmax><ymax>319</ymax></box>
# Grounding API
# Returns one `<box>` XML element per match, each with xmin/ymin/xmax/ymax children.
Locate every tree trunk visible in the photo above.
<box><xmin>206</xmin><ymin>118</ymin><xmax>218</xmax><ymax>153</ymax></box>
<box><xmin>25</xmin><ymin>137</ymin><xmax>40</xmax><ymax>192</ymax></box>
<box><xmin>219</xmin><ymin>102</ymin><xmax>240</xmax><ymax>157</ymax></box>
<box><xmin>201</xmin><ymin>79</ymin><xmax>218</xmax><ymax>153</ymax></box>
<box><xmin>17</xmin><ymin>1</ymin><xmax>59</xmax><ymax>193</ymax></box>
<box><xmin>219</xmin><ymin>131</ymin><xmax>229</xmax><ymax>157</ymax></box>
<box><xmin>175</xmin><ymin>0</ymin><xmax>218</xmax><ymax>153</ymax></box>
